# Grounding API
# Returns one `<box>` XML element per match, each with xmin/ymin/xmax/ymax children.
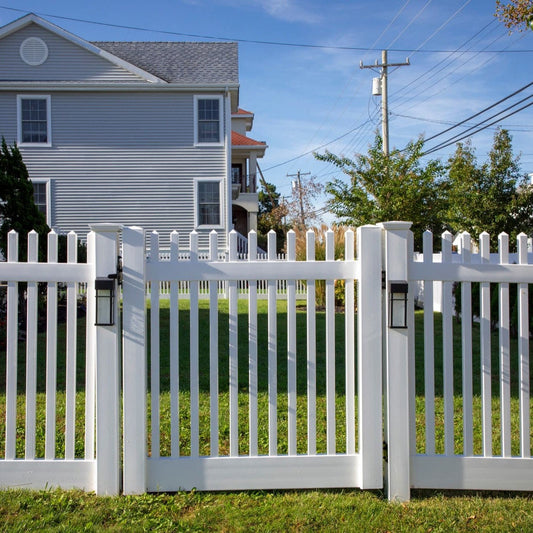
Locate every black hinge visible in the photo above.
<box><xmin>107</xmin><ymin>256</ymin><xmax>123</xmax><ymax>286</ymax></box>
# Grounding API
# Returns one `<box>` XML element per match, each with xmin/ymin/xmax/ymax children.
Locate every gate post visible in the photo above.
<box><xmin>91</xmin><ymin>223</ymin><xmax>122</xmax><ymax>496</ymax></box>
<box><xmin>122</xmin><ymin>226</ymin><xmax>147</xmax><ymax>494</ymax></box>
<box><xmin>380</xmin><ymin>221</ymin><xmax>412</xmax><ymax>502</ymax></box>
<box><xmin>357</xmin><ymin>225</ymin><xmax>383</xmax><ymax>488</ymax></box>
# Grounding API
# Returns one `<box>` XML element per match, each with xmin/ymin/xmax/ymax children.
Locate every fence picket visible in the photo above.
<box><xmin>85</xmin><ymin>231</ymin><xmax>96</xmax><ymax>460</ymax></box>
<box><xmin>248</xmin><ymin>231</ymin><xmax>258</xmax><ymax>456</ymax></box>
<box><xmin>460</xmin><ymin>232</ymin><xmax>473</xmax><ymax>456</ymax></box>
<box><xmin>518</xmin><ymin>233</ymin><xmax>530</xmax><ymax>457</ymax></box>
<box><xmin>441</xmin><ymin>231</ymin><xmax>454</xmax><ymax>456</ymax></box>
<box><xmin>345</xmin><ymin>230</ymin><xmax>356</xmax><ymax>455</ymax></box>
<box><xmin>498</xmin><ymin>233</ymin><xmax>511</xmax><ymax>457</ymax></box>
<box><xmin>326</xmin><ymin>229</ymin><xmax>336</xmax><ymax>455</ymax></box>
<box><xmin>229</xmin><ymin>231</ymin><xmax>239</xmax><ymax>457</ymax></box>
<box><xmin>65</xmin><ymin>231</ymin><xmax>78</xmax><ymax>460</ymax></box>
<box><xmin>423</xmin><ymin>231</ymin><xmax>435</xmax><ymax>455</ymax></box>
<box><xmin>190</xmin><ymin>231</ymin><xmax>200</xmax><ymax>457</ymax></box>
<box><xmin>25</xmin><ymin>231</ymin><xmax>38</xmax><ymax>459</ymax></box>
<box><xmin>267</xmin><ymin>230</ymin><xmax>277</xmax><ymax>456</ymax></box>
<box><xmin>209</xmin><ymin>231</ymin><xmax>219</xmax><ymax>457</ymax></box>
<box><xmin>287</xmin><ymin>230</ymin><xmax>297</xmax><ymax>456</ymax></box>
<box><xmin>480</xmin><ymin>232</ymin><xmax>492</xmax><ymax>456</ymax></box>
<box><xmin>170</xmin><ymin>230</ymin><xmax>180</xmax><ymax>457</ymax></box>
<box><xmin>45</xmin><ymin>230</ymin><xmax>58</xmax><ymax>460</ymax></box>
<box><xmin>306</xmin><ymin>230</ymin><xmax>317</xmax><ymax>455</ymax></box>
<box><xmin>5</xmin><ymin>230</ymin><xmax>18</xmax><ymax>460</ymax></box>
<box><xmin>150</xmin><ymin>231</ymin><xmax>161</xmax><ymax>459</ymax></box>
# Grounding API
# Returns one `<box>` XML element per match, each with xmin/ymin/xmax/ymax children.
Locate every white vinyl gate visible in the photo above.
<box><xmin>121</xmin><ymin>225</ymin><xmax>384</xmax><ymax>494</ymax></box>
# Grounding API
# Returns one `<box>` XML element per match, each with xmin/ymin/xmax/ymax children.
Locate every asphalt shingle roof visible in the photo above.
<box><xmin>91</xmin><ymin>41</ymin><xmax>239</xmax><ymax>84</ymax></box>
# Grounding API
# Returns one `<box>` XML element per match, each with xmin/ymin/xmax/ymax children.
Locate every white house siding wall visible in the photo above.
<box><xmin>0</xmin><ymin>23</ymin><xmax>146</xmax><ymax>83</ymax></box>
<box><xmin>0</xmin><ymin>90</ymin><xmax>228</xmax><ymax>250</ymax></box>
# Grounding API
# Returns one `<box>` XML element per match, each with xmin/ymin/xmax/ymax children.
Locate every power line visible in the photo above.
<box><xmin>390</xmin><ymin>111</ymin><xmax>533</xmax><ymax>132</ymax></box>
<box><xmin>391</xmin><ymin>19</ymin><xmax>497</xmax><ymax>102</ymax></box>
<box><xmin>423</xmin><ymin>100</ymin><xmax>533</xmax><ymax>155</ymax></box>
<box><xmin>406</xmin><ymin>0</ymin><xmax>473</xmax><ymax>60</ymax></box>
<box><xmin>425</xmin><ymin>94</ymin><xmax>533</xmax><ymax>151</ymax></box>
<box><xmin>297</xmin><ymin>0</ymin><xmax>411</xmax><ymax>162</ymax></box>
<box><xmin>262</xmin><ymin>119</ymin><xmax>373</xmax><ymax>173</ymax></box>
<box><xmin>395</xmin><ymin>30</ymin><xmax>525</xmax><ymax>112</ymax></box>
<box><xmin>386</xmin><ymin>0</ymin><xmax>434</xmax><ymax>49</ymax></box>
<box><xmin>1</xmin><ymin>5</ymin><xmax>532</xmax><ymax>53</ymax></box>
<box><xmin>371</xmin><ymin>0</ymin><xmax>413</xmax><ymax>49</ymax></box>
<box><xmin>423</xmin><ymin>81</ymin><xmax>533</xmax><ymax>143</ymax></box>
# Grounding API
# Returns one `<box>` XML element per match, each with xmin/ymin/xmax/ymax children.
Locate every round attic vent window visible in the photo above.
<box><xmin>20</xmin><ymin>37</ymin><xmax>49</xmax><ymax>66</ymax></box>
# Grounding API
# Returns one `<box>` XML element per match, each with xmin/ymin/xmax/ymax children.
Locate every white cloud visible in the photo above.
<box><xmin>223</xmin><ymin>0</ymin><xmax>322</xmax><ymax>24</ymax></box>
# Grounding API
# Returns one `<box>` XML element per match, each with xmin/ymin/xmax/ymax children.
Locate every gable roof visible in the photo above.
<box><xmin>0</xmin><ymin>14</ymin><xmax>239</xmax><ymax>87</ymax></box>
<box><xmin>0</xmin><ymin>13</ymin><xmax>165</xmax><ymax>83</ymax></box>
<box><xmin>93</xmin><ymin>41</ymin><xmax>238</xmax><ymax>85</ymax></box>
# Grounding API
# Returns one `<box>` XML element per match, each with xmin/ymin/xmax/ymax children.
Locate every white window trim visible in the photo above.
<box><xmin>31</xmin><ymin>178</ymin><xmax>51</xmax><ymax>226</ymax></box>
<box><xmin>193</xmin><ymin>95</ymin><xmax>224</xmax><ymax>147</ymax></box>
<box><xmin>17</xmin><ymin>94</ymin><xmax>52</xmax><ymax>147</ymax></box>
<box><xmin>194</xmin><ymin>178</ymin><xmax>224</xmax><ymax>229</ymax></box>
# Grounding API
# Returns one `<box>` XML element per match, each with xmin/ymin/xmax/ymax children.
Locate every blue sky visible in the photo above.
<box><xmin>1</xmin><ymin>1</ymin><xmax>532</xmax><ymax>222</ymax></box>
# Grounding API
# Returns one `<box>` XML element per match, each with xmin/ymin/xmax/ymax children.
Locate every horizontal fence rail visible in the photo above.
<box><xmin>78</xmin><ymin>251</ymin><xmax>308</xmax><ymax>300</ymax></box>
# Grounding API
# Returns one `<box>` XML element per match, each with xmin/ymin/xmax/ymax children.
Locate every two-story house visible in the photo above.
<box><xmin>0</xmin><ymin>13</ymin><xmax>267</xmax><ymax>250</ymax></box>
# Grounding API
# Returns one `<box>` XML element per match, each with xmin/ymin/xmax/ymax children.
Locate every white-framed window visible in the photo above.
<box><xmin>17</xmin><ymin>95</ymin><xmax>52</xmax><ymax>146</ymax></box>
<box><xmin>31</xmin><ymin>179</ymin><xmax>51</xmax><ymax>225</ymax></box>
<box><xmin>195</xmin><ymin>179</ymin><xmax>223</xmax><ymax>227</ymax></box>
<box><xmin>194</xmin><ymin>95</ymin><xmax>224</xmax><ymax>146</ymax></box>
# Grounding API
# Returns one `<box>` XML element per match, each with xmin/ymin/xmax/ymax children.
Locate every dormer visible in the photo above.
<box><xmin>232</xmin><ymin>108</ymin><xmax>254</xmax><ymax>135</ymax></box>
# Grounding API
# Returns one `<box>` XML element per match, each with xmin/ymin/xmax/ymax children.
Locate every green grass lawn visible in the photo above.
<box><xmin>1</xmin><ymin>299</ymin><xmax>532</xmax><ymax>530</ymax></box>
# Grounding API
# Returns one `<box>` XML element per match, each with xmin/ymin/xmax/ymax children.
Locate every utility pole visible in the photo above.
<box><xmin>360</xmin><ymin>50</ymin><xmax>410</xmax><ymax>155</ymax></box>
<box><xmin>287</xmin><ymin>170</ymin><xmax>310</xmax><ymax>229</ymax></box>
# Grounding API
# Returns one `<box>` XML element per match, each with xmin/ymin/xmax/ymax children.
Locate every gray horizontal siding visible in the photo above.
<box><xmin>52</xmin><ymin>177</ymin><xmax>227</xmax><ymax>250</ymax></box>
<box><xmin>0</xmin><ymin>23</ymin><xmax>147</xmax><ymax>83</ymax></box>
<box><xmin>0</xmin><ymin>90</ymin><xmax>229</xmax><ymax>248</ymax></box>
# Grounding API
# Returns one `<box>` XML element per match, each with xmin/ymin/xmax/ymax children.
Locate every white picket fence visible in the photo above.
<box><xmin>0</xmin><ymin>229</ymin><xmax>97</xmax><ymax>491</ymax></box>
<box><xmin>1</xmin><ymin>223</ymin><xmax>532</xmax><ymax>500</ymax></box>
<box><xmin>409</xmin><ymin>230</ymin><xmax>533</xmax><ymax>492</ymax></box>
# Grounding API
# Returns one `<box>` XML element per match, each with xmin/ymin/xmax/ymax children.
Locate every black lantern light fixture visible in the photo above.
<box><xmin>95</xmin><ymin>277</ymin><xmax>115</xmax><ymax>326</ymax></box>
<box><xmin>389</xmin><ymin>281</ymin><xmax>408</xmax><ymax>329</ymax></box>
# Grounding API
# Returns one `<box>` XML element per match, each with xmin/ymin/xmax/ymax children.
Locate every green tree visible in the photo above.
<box><xmin>257</xmin><ymin>180</ymin><xmax>288</xmax><ymax>252</ymax></box>
<box><xmin>445</xmin><ymin>139</ymin><xmax>485</xmax><ymax>237</ymax></box>
<box><xmin>0</xmin><ymin>138</ymin><xmax>49</xmax><ymax>261</ymax></box>
<box><xmin>316</xmin><ymin>135</ymin><xmax>446</xmax><ymax>249</ymax></box>
<box><xmin>495</xmin><ymin>0</ymin><xmax>533</xmax><ymax>32</ymax></box>
<box><xmin>445</xmin><ymin>129</ymin><xmax>533</xmax><ymax>248</ymax></box>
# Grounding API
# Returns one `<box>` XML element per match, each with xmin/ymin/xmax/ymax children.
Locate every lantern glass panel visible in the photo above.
<box><xmin>95</xmin><ymin>278</ymin><xmax>115</xmax><ymax>326</ymax></box>
<box><xmin>389</xmin><ymin>282</ymin><xmax>408</xmax><ymax>329</ymax></box>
